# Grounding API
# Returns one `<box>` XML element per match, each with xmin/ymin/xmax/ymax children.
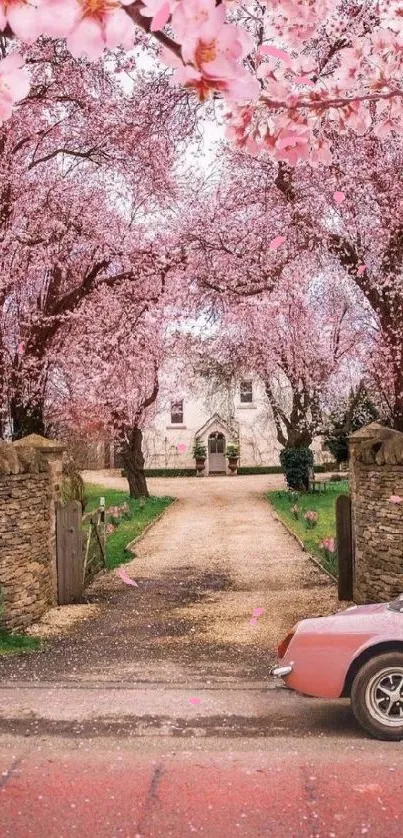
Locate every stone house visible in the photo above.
<box><xmin>136</xmin><ymin>373</ymin><xmax>331</xmax><ymax>474</ymax></box>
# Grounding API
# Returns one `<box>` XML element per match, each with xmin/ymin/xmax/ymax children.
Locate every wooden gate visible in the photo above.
<box><xmin>336</xmin><ymin>494</ymin><xmax>354</xmax><ymax>601</ymax></box>
<box><xmin>82</xmin><ymin>505</ymin><xmax>106</xmax><ymax>584</ymax></box>
<box><xmin>56</xmin><ymin>500</ymin><xmax>84</xmax><ymax>605</ymax></box>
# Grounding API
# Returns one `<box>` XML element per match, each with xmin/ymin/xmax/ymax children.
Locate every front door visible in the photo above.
<box><xmin>208</xmin><ymin>432</ymin><xmax>226</xmax><ymax>474</ymax></box>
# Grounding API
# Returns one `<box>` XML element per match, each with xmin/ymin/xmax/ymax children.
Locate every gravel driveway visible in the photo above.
<box><xmin>0</xmin><ymin>473</ymin><xmax>344</xmax><ymax>685</ymax></box>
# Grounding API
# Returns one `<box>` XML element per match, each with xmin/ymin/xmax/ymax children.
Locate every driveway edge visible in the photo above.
<box><xmin>268</xmin><ymin>506</ymin><xmax>338</xmax><ymax>585</ymax></box>
<box><xmin>125</xmin><ymin>498</ymin><xmax>178</xmax><ymax>554</ymax></box>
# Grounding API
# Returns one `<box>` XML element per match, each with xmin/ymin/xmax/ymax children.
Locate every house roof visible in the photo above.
<box><xmin>195</xmin><ymin>412</ymin><xmax>238</xmax><ymax>439</ymax></box>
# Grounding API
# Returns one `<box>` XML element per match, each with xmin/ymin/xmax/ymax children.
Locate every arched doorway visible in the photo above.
<box><xmin>208</xmin><ymin>432</ymin><xmax>226</xmax><ymax>474</ymax></box>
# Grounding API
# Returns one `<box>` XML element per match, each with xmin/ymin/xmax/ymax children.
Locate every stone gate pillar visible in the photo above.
<box><xmin>13</xmin><ymin>434</ymin><xmax>65</xmax><ymax>606</ymax></box>
<box><xmin>349</xmin><ymin>423</ymin><xmax>403</xmax><ymax>603</ymax></box>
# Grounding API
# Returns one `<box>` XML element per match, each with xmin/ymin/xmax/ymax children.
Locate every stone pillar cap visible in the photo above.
<box><xmin>349</xmin><ymin>422</ymin><xmax>401</xmax><ymax>441</ymax></box>
<box><xmin>13</xmin><ymin>434</ymin><xmax>65</xmax><ymax>454</ymax></box>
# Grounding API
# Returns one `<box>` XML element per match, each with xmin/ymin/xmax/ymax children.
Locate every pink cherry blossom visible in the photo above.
<box><xmin>36</xmin><ymin>0</ymin><xmax>79</xmax><ymax>37</ymax></box>
<box><xmin>0</xmin><ymin>0</ymin><xmax>40</xmax><ymax>42</ymax></box>
<box><xmin>39</xmin><ymin>0</ymin><xmax>137</xmax><ymax>60</ymax></box>
<box><xmin>162</xmin><ymin>17</ymin><xmax>258</xmax><ymax>103</ymax></box>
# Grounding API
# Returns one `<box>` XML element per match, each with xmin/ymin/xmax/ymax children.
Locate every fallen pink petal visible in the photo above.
<box><xmin>189</xmin><ymin>697</ymin><xmax>200</xmax><ymax>705</ymax></box>
<box><xmin>389</xmin><ymin>495</ymin><xmax>403</xmax><ymax>504</ymax></box>
<box><xmin>269</xmin><ymin>235</ymin><xmax>286</xmax><ymax>250</ymax></box>
<box><xmin>116</xmin><ymin>569</ymin><xmax>139</xmax><ymax>587</ymax></box>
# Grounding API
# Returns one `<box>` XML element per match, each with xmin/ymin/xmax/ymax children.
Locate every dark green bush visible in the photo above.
<box><xmin>238</xmin><ymin>463</ymin><xmax>337</xmax><ymax>475</ymax></box>
<box><xmin>279</xmin><ymin>448</ymin><xmax>314</xmax><ymax>491</ymax></box>
<box><xmin>238</xmin><ymin>466</ymin><xmax>282</xmax><ymax>474</ymax></box>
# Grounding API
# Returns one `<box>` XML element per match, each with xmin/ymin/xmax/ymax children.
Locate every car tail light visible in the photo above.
<box><xmin>277</xmin><ymin>627</ymin><xmax>297</xmax><ymax>659</ymax></box>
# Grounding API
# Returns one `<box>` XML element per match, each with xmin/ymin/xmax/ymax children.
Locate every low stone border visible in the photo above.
<box><xmin>125</xmin><ymin>498</ymin><xmax>178</xmax><ymax>554</ymax></box>
<box><xmin>270</xmin><ymin>508</ymin><xmax>338</xmax><ymax>585</ymax></box>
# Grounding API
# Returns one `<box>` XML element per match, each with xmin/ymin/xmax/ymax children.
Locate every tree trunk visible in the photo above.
<box><xmin>285</xmin><ymin>427</ymin><xmax>313</xmax><ymax>449</ymax></box>
<box><xmin>120</xmin><ymin>427</ymin><xmax>149</xmax><ymax>499</ymax></box>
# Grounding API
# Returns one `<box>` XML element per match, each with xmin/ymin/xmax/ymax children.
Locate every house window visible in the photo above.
<box><xmin>170</xmin><ymin>399</ymin><xmax>184</xmax><ymax>424</ymax></box>
<box><xmin>240</xmin><ymin>380</ymin><xmax>253</xmax><ymax>404</ymax></box>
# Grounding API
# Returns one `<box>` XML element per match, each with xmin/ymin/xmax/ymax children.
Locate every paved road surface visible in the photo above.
<box><xmin>1</xmin><ymin>733</ymin><xmax>403</xmax><ymax>837</ymax></box>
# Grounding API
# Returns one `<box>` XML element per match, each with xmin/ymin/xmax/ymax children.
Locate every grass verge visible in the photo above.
<box><xmin>267</xmin><ymin>481</ymin><xmax>349</xmax><ymax>578</ymax></box>
<box><xmin>0</xmin><ymin>631</ymin><xmax>41</xmax><ymax>656</ymax></box>
<box><xmin>84</xmin><ymin>484</ymin><xmax>174</xmax><ymax>570</ymax></box>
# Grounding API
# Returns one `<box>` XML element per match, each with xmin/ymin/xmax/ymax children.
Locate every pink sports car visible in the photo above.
<box><xmin>269</xmin><ymin>596</ymin><xmax>403</xmax><ymax>740</ymax></box>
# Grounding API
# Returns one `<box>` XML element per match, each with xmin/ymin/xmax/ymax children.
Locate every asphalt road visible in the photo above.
<box><xmin>1</xmin><ymin>679</ymin><xmax>403</xmax><ymax>837</ymax></box>
<box><xmin>1</xmin><ymin>728</ymin><xmax>403</xmax><ymax>838</ymax></box>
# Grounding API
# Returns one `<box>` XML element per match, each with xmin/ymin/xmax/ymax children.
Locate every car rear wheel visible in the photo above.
<box><xmin>351</xmin><ymin>653</ymin><xmax>403</xmax><ymax>740</ymax></box>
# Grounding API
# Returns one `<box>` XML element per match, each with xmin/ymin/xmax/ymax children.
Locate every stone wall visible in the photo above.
<box><xmin>0</xmin><ymin>435</ymin><xmax>64</xmax><ymax>632</ymax></box>
<box><xmin>350</xmin><ymin>423</ymin><xmax>403</xmax><ymax>603</ymax></box>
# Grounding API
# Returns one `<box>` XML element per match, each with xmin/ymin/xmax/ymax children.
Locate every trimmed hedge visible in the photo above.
<box><xmin>238</xmin><ymin>463</ymin><xmax>339</xmax><ymax>475</ymax></box>
<box><xmin>238</xmin><ymin>466</ymin><xmax>283</xmax><ymax>474</ymax></box>
<box><xmin>121</xmin><ymin>462</ymin><xmax>340</xmax><ymax>478</ymax></box>
<box><xmin>122</xmin><ymin>468</ymin><xmax>196</xmax><ymax>478</ymax></box>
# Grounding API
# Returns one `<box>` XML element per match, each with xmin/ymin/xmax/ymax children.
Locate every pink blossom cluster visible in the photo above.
<box><xmin>158</xmin><ymin>0</ymin><xmax>259</xmax><ymax>102</ymax></box>
<box><xmin>1</xmin><ymin>1</ymin><xmax>403</xmax><ymax>165</ymax></box>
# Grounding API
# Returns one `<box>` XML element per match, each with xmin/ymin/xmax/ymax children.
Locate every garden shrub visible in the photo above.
<box><xmin>280</xmin><ymin>448</ymin><xmax>314</xmax><ymax>491</ymax></box>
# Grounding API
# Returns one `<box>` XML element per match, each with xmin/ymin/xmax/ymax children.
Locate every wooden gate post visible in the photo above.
<box><xmin>336</xmin><ymin>494</ymin><xmax>353</xmax><ymax>601</ymax></box>
<box><xmin>56</xmin><ymin>500</ymin><xmax>83</xmax><ymax>604</ymax></box>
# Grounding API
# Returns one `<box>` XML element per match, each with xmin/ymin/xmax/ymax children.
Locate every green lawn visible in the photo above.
<box><xmin>0</xmin><ymin>631</ymin><xmax>41</xmax><ymax>656</ymax></box>
<box><xmin>84</xmin><ymin>484</ymin><xmax>174</xmax><ymax>570</ymax></box>
<box><xmin>267</xmin><ymin>481</ymin><xmax>349</xmax><ymax>578</ymax></box>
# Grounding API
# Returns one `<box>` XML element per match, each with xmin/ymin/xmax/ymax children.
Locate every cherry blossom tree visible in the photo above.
<box><xmin>186</xmin><ymin>275</ymin><xmax>370</xmax><ymax>456</ymax></box>
<box><xmin>0</xmin><ymin>38</ymin><xmax>197</xmax><ymax>439</ymax></box>
<box><xmin>48</xmin><ymin>277</ymin><xmax>175</xmax><ymax>498</ymax></box>
<box><xmin>1</xmin><ymin>2</ymin><xmax>403</xmax><ymax>167</ymax></box>
<box><xmin>184</xmin><ymin>136</ymin><xmax>403</xmax><ymax>431</ymax></box>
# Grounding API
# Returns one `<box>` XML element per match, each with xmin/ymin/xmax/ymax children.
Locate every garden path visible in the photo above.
<box><xmin>0</xmin><ymin>473</ymin><xmax>343</xmax><ymax>685</ymax></box>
